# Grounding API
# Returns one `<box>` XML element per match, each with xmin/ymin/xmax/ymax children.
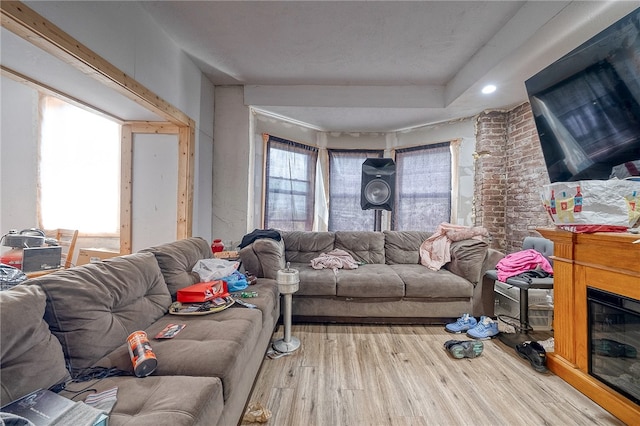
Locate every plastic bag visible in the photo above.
<box><xmin>221</xmin><ymin>271</ymin><xmax>248</xmax><ymax>292</ymax></box>
<box><xmin>0</xmin><ymin>263</ymin><xmax>27</xmax><ymax>291</ymax></box>
<box><xmin>541</xmin><ymin>179</ymin><xmax>640</xmax><ymax>231</ymax></box>
<box><xmin>192</xmin><ymin>258</ymin><xmax>239</xmax><ymax>282</ymax></box>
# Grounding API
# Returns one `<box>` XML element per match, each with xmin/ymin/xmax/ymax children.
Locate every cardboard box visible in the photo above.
<box><xmin>77</xmin><ymin>248</ymin><xmax>119</xmax><ymax>265</ymax></box>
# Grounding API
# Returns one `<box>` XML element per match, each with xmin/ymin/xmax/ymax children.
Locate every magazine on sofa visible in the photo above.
<box><xmin>0</xmin><ymin>388</ymin><xmax>107</xmax><ymax>426</ymax></box>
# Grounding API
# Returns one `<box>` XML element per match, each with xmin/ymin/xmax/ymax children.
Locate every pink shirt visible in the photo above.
<box><xmin>496</xmin><ymin>249</ymin><xmax>553</xmax><ymax>282</ymax></box>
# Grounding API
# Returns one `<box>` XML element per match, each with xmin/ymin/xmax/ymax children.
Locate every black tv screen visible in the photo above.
<box><xmin>525</xmin><ymin>8</ymin><xmax>640</xmax><ymax>183</ymax></box>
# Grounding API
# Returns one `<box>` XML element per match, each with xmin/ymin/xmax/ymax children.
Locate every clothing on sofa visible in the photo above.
<box><xmin>420</xmin><ymin>223</ymin><xmax>489</xmax><ymax>271</ymax></box>
<box><xmin>310</xmin><ymin>249</ymin><xmax>358</xmax><ymax>272</ymax></box>
<box><xmin>495</xmin><ymin>249</ymin><xmax>553</xmax><ymax>282</ymax></box>
<box><xmin>239</xmin><ymin>229</ymin><xmax>281</xmax><ymax>249</ymax></box>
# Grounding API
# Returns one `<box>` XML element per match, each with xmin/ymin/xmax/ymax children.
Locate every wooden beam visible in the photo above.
<box><xmin>127</xmin><ymin>122</ymin><xmax>180</xmax><ymax>135</ymax></box>
<box><xmin>2</xmin><ymin>1</ymin><xmax>198</xmax><ymax>240</ymax></box>
<box><xmin>2</xmin><ymin>65</ymin><xmax>126</xmax><ymax>123</ymax></box>
<box><xmin>120</xmin><ymin>125</ymin><xmax>133</xmax><ymax>254</ymax></box>
<box><xmin>0</xmin><ymin>1</ymin><xmax>191</xmax><ymax>127</ymax></box>
<box><xmin>177</xmin><ymin>125</ymin><xmax>195</xmax><ymax>239</ymax></box>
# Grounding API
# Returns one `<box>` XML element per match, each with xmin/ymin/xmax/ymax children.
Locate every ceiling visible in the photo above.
<box><xmin>138</xmin><ymin>1</ymin><xmax>638</xmax><ymax>132</ymax></box>
<box><xmin>2</xmin><ymin>1</ymin><xmax>638</xmax><ymax>133</ymax></box>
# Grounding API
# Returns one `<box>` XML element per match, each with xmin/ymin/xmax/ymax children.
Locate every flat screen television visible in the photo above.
<box><xmin>525</xmin><ymin>8</ymin><xmax>640</xmax><ymax>183</ymax></box>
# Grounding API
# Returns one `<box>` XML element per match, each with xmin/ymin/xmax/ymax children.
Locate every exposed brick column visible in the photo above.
<box><xmin>505</xmin><ymin>103</ymin><xmax>553</xmax><ymax>253</ymax></box>
<box><xmin>474</xmin><ymin>110</ymin><xmax>507</xmax><ymax>251</ymax></box>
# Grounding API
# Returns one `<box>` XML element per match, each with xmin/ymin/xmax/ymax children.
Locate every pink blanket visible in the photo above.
<box><xmin>310</xmin><ymin>249</ymin><xmax>359</xmax><ymax>272</ymax></box>
<box><xmin>496</xmin><ymin>249</ymin><xmax>553</xmax><ymax>282</ymax></box>
<box><xmin>419</xmin><ymin>223</ymin><xmax>489</xmax><ymax>271</ymax></box>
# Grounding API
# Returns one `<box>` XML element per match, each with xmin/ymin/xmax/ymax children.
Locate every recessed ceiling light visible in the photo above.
<box><xmin>482</xmin><ymin>84</ymin><xmax>497</xmax><ymax>94</ymax></box>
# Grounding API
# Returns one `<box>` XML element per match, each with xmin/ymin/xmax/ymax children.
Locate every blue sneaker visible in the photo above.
<box><xmin>466</xmin><ymin>316</ymin><xmax>499</xmax><ymax>339</ymax></box>
<box><xmin>445</xmin><ymin>314</ymin><xmax>477</xmax><ymax>333</ymax></box>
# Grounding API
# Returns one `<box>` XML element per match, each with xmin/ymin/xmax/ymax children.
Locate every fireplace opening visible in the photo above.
<box><xmin>588</xmin><ymin>287</ymin><xmax>640</xmax><ymax>404</ymax></box>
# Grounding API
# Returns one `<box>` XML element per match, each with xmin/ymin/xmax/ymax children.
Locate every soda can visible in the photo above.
<box><xmin>127</xmin><ymin>331</ymin><xmax>157</xmax><ymax>377</ymax></box>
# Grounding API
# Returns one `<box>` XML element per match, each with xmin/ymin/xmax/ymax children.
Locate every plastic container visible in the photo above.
<box><xmin>211</xmin><ymin>239</ymin><xmax>224</xmax><ymax>253</ymax></box>
<box><xmin>528</xmin><ymin>304</ymin><xmax>554</xmax><ymax>331</ymax></box>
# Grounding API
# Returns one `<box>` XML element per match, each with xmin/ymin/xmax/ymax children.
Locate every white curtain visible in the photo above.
<box><xmin>328</xmin><ymin>150</ymin><xmax>383</xmax><ymax>231</ymax></box>
<box><xmin>392</xmin><ymin>142</ymin><xmax>451</xmax><ymax>232</ymax></box>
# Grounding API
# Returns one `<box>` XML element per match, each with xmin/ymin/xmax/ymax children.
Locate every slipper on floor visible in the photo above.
<box><xmin>516</xmin><ymin>341</ymin><xmax>547</xmax><ymax>373</ymax></box>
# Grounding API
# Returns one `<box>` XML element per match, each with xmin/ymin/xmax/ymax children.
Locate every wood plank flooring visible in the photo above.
<box><xmin>243</xmin><ymin>324</ymin><xmax>626</xmax><ymax>426</ymax></box>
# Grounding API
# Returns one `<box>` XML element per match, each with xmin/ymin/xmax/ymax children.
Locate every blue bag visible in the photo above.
<box><xmin>222</xmin><ymin>270</ymin><xmax>249</xmax><ymax>292</ymax></box>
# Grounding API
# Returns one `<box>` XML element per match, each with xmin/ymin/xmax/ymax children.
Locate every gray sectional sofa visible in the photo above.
<box><xmin>0</xmin><ymin>237</ymin><xmax>279</xmax><ymax>426</ymax></box>
<box><xmin>239</xmin><ymin>231</ymin><xmax>502</xmax><ymax>323</ymax></box>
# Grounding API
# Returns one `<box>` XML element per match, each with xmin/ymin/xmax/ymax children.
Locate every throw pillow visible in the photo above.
<box><xmin>0</xmin><ymin>285</ymin><xmax>71</xmax><ymax>405</ymax></box>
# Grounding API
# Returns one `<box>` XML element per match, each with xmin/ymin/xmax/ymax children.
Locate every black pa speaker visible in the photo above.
<box><xmin>361</xmin><ymin>158</ymin><xmax>396</xmax><ymax>211</ymax></box>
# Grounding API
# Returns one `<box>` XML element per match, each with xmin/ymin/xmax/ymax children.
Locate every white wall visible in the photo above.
<box><xmin>3</xmin><ymin>2</ymin><xmax>476</xmax><ymax>251</ymax></box>
<box><xmin>2</xmin><ymin>2</ymin><xmax>215</xmax><ymax>246</ymax></box>
<box><xmin>0</xmin><ymin>78</ymin><xmax>40</xmax><ymax>253</ymax></box>
<box><xmin>212</xmin><ymin>87</ymin><xmax>251</xmax><ymax>247</ymax></box>
<box><xmin>244</xmin><ymin>106</ymin><xmax>477</xmax><ymax>233</ymax></box>
<box><xmin>132</xmin><ymin>134</ymin><xmax>179</xmax><ymax>250</ymax></box>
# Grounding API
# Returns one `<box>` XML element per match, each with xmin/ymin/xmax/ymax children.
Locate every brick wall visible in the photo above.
<box><xmin>474</xmin><ymin>110</ymin><xmax>507</xmax><ymax>251</ymax></box>
<box><xmin>474</xmin><ymin>103</ymin><xmax>554</xmax><ymax>253</ymax></box>
<box><xmin>504</xmin><ymin>103</ymin><xmax>554</xmax><ymax>253</ymax></box>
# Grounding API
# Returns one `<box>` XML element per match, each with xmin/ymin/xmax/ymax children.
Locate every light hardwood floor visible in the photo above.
<box><xmin>244</xmin><ymin>324</ymin><xmax>626</xmax><ymax>426</ymax></box>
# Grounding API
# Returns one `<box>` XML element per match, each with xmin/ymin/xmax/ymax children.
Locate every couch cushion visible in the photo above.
<box><xmin>290</xmin><ymin>263</ymin><xmax>337</xmax><ymax>296</ymax></box>
<box><xmin>443</xmin><ymin>239</ymin><xmax>489</xmax><ymax>284</ymax></box>
<box><xmin>0</xmin><ymin>285</ymin><xmax>71</xmax><ymax>405</ymax></box>
<box><xmin>336</xmin><ymin>264</ymin><xmax>404</xmax><ymax>297</ymax></box>
<box><xmin>392</xmin><ymin>264</ymin><xmax>474</xmax><ymax>298</ymax></box>
<box><xmin>61</xmin><ymin>375</ymin><xmax>224</xmax><ymax>426</ymax></box>
<box><xmin>26</xmin><ymin>252</ymin><xmax>171</xmax><ymax>376</ymax></box>
<box><xmin>247</xmin><ymin>238</ymin><xmax>286</xmax><ymax>280</ymax></box>
<box><xmin>334</xmin><ymin>232</ymin><xmax>385</xmax><ymax>264</ymax></box>
<box><xmin>93</xmin><ymin>307</ymin><xmax>263</xmax><ymax>402</ymax></box>
<box><xmin>140</xmin><ymin>237</ymin><xmax>212</xmax><ymax>297</ymax></box>
<box><xmin>384</xmin><ymin>231</ymin><xmax>432</xmax><ymax>265</ymax></box>
<box><xmin>283</xmin><ymin>231</ymin><xmax>335</xmax><ymax>263</ymax></box>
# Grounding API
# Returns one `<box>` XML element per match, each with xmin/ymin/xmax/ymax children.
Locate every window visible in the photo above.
<box><xmin>392</xmin><ymin>142</ymin><xmax>451</xmax><ymax>231</ymax></box>
<box><xmin>264</xmin><ymin>136</ymin><xmax>318</xmax><ymax>231</ymax></box>
<box><xmin>39</xmin><ymin>96</ymin><xmax>120</xmax><ymax>234</ymax></box>
<box><xmin>328</xmin><ymin>149</ymin><xmax>383</xmax><ymax>231</ymax></box>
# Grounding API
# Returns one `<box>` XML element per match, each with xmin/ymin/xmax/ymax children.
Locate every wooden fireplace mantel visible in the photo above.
<box><xmin>537</xmin><ymin>228</ymin><xmax>640</xmax><ymax>424</ymax></box>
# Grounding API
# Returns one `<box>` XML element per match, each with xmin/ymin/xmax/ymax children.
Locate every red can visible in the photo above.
<box><xmin>127</xmin><ymin>331</ymin><xmax>157</xmax><ymax>377</ymax></box>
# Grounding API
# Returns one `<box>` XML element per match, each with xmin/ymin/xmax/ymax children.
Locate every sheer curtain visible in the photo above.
<box><xmin>328</xmin><ymin>150</ymin><xmax>383</xmax><ymax>231</ymax></box>
<box><xmin>264</xmin><ymin>136</ymin><xmax>318</xmax><ymax>231</ymax></box>
<box><xmin>392</xmin><ymin>142</ymin><xmax>451</xmax><ymax>231</ymax></box>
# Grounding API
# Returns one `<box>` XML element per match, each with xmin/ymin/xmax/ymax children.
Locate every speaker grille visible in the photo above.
<box><xmin>364</xmin><ymin>179</ymin><xmax>391</xmax><ymax>205</ymax></box>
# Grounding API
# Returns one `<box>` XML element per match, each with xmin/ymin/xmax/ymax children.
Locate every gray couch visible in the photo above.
<box><xmin>239</xmin><ymin>231</ymin><xmax>502</xmax><ymax>323</ymax></box>
<box><xmin>0</xmin><ymin>237</ymin><xmax>279</xmax><ymax>426</ymax></box>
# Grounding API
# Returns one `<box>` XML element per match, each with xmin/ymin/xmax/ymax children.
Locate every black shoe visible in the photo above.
<box><xmin>516</xmin><ymin>341</ymin><xmax>547</xmax><ymax>373</ymax></box>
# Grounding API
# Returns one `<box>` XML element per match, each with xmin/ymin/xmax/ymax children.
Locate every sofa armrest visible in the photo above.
<box><xmin>238</xmin><ymin>238</ymin><xmax>286</xmax><ymax>280</ymax></box>
<box><xmin>471</xmin><ymin>248</ymin><xmax>505</xmax><ymax>317</ymax></box>
<box><xmin>444</xmin><ymin>239</ymin><xmax>489</xmax><ymax>284</ymax></box>
<box><xmin>481</xmin><ymin>248</ymin><xmax>504</xmax><ymax>276</ymax></box>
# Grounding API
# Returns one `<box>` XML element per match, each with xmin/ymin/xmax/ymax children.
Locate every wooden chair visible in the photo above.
<box><xmin>46</xmin><ymin>229</ymin><xmax>79</xmax><ymax>268</ymax></box>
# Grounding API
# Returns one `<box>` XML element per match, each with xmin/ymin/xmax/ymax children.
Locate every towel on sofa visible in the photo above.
<box><xmin>310</xmin><ymin>249</ymin><xmax>359</xmax><ymax>272</ymax></box>
<box><xmin>420</xmin><ymin>223</ymin><xmax>489</xmax><ymax>271</ymax></box>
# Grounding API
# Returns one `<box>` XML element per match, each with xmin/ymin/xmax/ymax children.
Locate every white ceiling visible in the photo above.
<box><xmin>139</xmin><ymin>0</ymin><xmax>639</xmax><ymax>132</ymax></box>
<box><xmin>2</xmin><ymin>1</ymin><xmax>638</xmax><ymax>133</ymax></box>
